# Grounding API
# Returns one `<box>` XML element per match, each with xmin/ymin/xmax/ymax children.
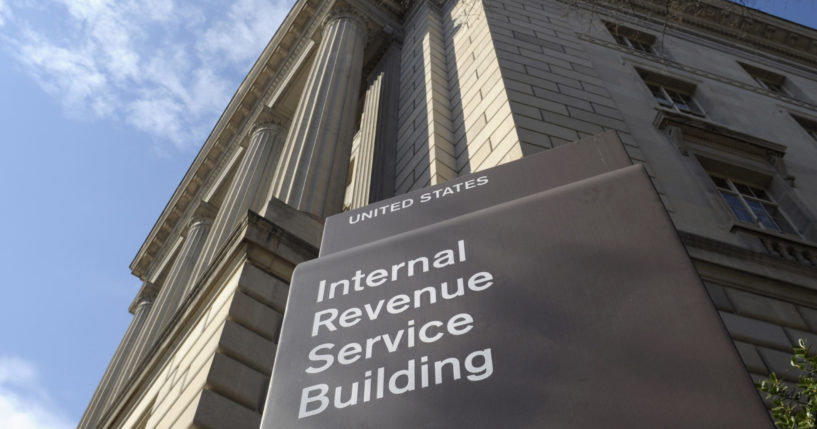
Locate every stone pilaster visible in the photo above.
<box><xmin>77</xmin><ymin>283</ymin><xmax>157</xmax><ymax>429</ymax></box>
<box><xmin>396</xmin><ymin>0</ymin><xmax>457</xmax><ymax>194</ymax></box>
<box><xmin>271</xmin><ymin>9</ymin><xmax>368</xmax><ymax>217</ymax></box>
<box><xmin>191</xmin><ymin>123</ymin><xmax>288</xmax><ymax>284</ymax></box>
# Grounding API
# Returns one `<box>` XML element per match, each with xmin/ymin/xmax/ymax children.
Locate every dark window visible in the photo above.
<box><xmin>793</xmin><ymin>116</ymin><xmax>817</xmax><ymax>142</ymax></box>
<box><xmin>739</xmin><ymin>63</ymin><xmax>793</xmax><ymax>97</ymax></box>
<box><xmin>638</xmin><ymin>69</ymin><xmax>704</xmax><ymax>116</ymax></box>
<box><xmin>605</xmin><ymin>22</ymin><xmax>656</xmax><ymax>54</ymax></box>
<box><xmin>709</xmin><ymin>174</ymin><xmax>798</xmax><ymax>235</ymax></box>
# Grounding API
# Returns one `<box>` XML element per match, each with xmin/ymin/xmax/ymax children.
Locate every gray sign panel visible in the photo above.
<box><xmin>320</xmin><ymin>131</ymin><xmax>632</xmax><ymax>256</ymax></box>
<box><xmin>262</xmin><ymin>165</ymin><xmax>771</xmax><ymax>428</ymax></box>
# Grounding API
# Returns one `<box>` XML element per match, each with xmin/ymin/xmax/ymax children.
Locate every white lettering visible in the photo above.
<box><xmin>298</xmin><ymin>384</ymin><xmax>329</xmax><ymax>419</ymax></box>
<box><xmin>306</xmin><ymin>343</ymin><xmax>334</xmax><ymax>374</ymax></box>
<box><xmin>312</xmin><ymin>308</ymin><xmax>338</xmax><ymax>336</ymax></box>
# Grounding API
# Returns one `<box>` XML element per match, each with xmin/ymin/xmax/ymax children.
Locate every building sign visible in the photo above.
<box><xmin>261</xmin><ymin>136</ymin><xmax>771</xmax><ymax>428</ymax></box>
<box><xmin>320</xmin><ymin>132</ymin><xmax>632</xmax><ymax>255</ymax></box>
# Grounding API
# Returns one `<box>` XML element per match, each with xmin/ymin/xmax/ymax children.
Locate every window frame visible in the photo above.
<box><xmin>647</xmin><ymin>83</ymin><xmax>705</xmax><ymax>116</ymax></box>
<box><xmin>793</xmin><ymin>115</ymin><xmax>817</xmax><ymax>143</ymax></box>
<box><xmin>613</xmin><ymin>34</ymin><xmax>654</xmax><ymax>54</ymax></box>
<box><xmin>638</xmin><ymin>69</ymin><xmax>705</xmax><ymax>117</ymax></box>
<box><xmin>605</xmin><ymin>22</ymin><xmax>657</xmax><ymax>55</ymax></box>
<box><xmin>707</xmin><ymin>174</ymin><xmax>799</xmax><ymax>236</ymax></box>
<box><xmin>654</xmin><ymin>109</ymin><xmax>813</xmax><ymax>243</ymax></box>
<box><xmin>753</xmin><ymin>75</ymin><xmax>790</xmax><ymax>96</ymax></box>
<box><xmin>739</xmin><ymin>62</ymin><xmax>793</xmax><ymax>98</ymax></box>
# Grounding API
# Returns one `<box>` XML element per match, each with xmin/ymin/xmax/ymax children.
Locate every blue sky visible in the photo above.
<box><xmin>0</xmin><ymin>0</ymin><xmax>814</xmax><ymax>427</ymax></box>
<box><xmin>0</xmin><ymin>0</ymin><xmax>294</xmax><ymax>426</ymax></box>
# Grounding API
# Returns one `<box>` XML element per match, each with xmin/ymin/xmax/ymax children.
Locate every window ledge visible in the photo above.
<box><xmin>654</xmin><ymin>108</ymin><xmax>787</xmax><ymax>159</ymax></box>
<box><xmin>731</xmin><ymin>222</ymin><xmax>817</xmax><ymax>266</ymax></box>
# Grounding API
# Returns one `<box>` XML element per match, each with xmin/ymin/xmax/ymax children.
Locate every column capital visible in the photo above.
<box><xmin>252</xmin><ymin>107</ymin><xmax>289</xmax><ymax>136</ymax></box>
<box><xmin>139</xmin><ymin>282</ymin><xmax>158</xmax><ymax>303</ymax></box>
<box><xmin>323</xmin><ymin>7</ymin><xmax>369</xmax><ymax>35</ymax></box>
<box><xmin>252</xmin><ymin>122</ymin><xmax>287</xmax><ymax>137</ymax></box>
<box><xmin>188</xmin><ymin>201</ymin><xmax>217</xmax><ymax>230</ymax></box>
<box><xmin>129</xmin><ymin>282</ymin><xmax>158</xmax><ymax>313</ymax></box>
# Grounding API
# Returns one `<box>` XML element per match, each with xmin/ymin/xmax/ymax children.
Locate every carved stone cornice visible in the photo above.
<box><xmin>566</xmin><ymin>0</ymin><xmax>817</xmax><ymax>67</ymax></box>
<box><xmin>129</xmin><ymin>0</ymin><xmax>324</xmax><ymax>280</ymax></box>
<box><xmin>653</xmin><ymin>108</ymin><xmax>788</xmax><ymax>160</ymax></box>
<box><xmin>137</xmin><ymin>137</ymin><xmax>243</xmax><ymax>282</ymax></box>
<box><xmin>129</xmin><ymin>0</ymin><xmax>403</xmax><ymax>281</ymax></box>
<box><xmin>680</xmin><ymin>230</ymin><xmax>817</xmax><ymax>277</ymax></box>
<box><xmin>580</xmin><ymin>33</ymin><xmax>817</xmax><ymax>113</ymax></box>
<box><xmin>100</xmin><ymin>208</ymin><xmax>319</xmax><ymax>429</ymax></box>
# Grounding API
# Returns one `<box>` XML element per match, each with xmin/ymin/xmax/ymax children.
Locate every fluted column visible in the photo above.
<box><xmin>78</xmin><ymin>283</ymin><xmax>157</xmax><ymax>429</ymax></box>
<box><xmin>271</xmin><ymin>9</ymin><xmax>368</xmax><ymax>217</ymax></box>
<box><xmin>349</xmin><ymin>45</ymin><xmax>401</xmax><ymax>208</ymax></box>
<box><xmin>108</xmin><ymin>205</ymin><xmax>214</xmax><ymax>405</ymax></box>
<box><xmin>190</xmin><ymin>123</ymin><xmax>287</xmax><ymax>284</ymax></box>
<box><xmin>146</xmin><ymin>209</ymin><xmax>214</xmax><ymax>341</ymax></box>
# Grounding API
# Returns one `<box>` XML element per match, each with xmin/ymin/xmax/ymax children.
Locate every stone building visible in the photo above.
<box><xmin>80</xmin><ymin>0</ymin><xmax>817</xmax><ymax>427</ymax></box>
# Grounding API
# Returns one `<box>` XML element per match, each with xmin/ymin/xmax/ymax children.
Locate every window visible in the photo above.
<box><xmin>613</xmin><ymin>34</ymin><xmax>654</xmax><ymax>53</ymax></box>
<box><xmin>655</xmin><ymin>110</ymin><xmax>810</xmax><ymax>242</ymax></box>
<box><xmin>605</xmin><ymin>22</ymin><xmax>656</xmax><ymax>54</ymax></box>
<box><xmin>708</xmin><ymin>174</ymin><xmax>798</xmax><ymax>235</ymax></box>
<box><xmin>794</xmin><ymin>116</ymin><xmax>817</xmax><ymax>142</ymax></box>
<box><xmin>647</xmin><ymin>84</ymin><xmax>705</xmax><ymax>116</ymax></box>
<box><xmin>739</xmin><ymin>63</ymin><xmax>792</xmax><ymax>97</ymax></box>
<box><xmin>638</xmin><ymin>69</ymin><xmax>705</xmax><ymax>116</ymax></box>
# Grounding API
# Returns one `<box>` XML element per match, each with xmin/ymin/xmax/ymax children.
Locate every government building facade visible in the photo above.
<box><xmin>81</xmin><ymin>0</ymin><xmax>817</xmax><ymax>427</ymax></box>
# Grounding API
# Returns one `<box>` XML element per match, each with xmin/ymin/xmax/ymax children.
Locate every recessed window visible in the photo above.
<box><xmin>793</xmin><ymin>116</ymin><xmax>817</xmax><ymax>142</ymax></box>
<box><xmin>739</xmin><ymin>63</ymin><xmax>792</xmax><ymax>97</ymax></box>
<box><xmin>638</xmin><ymin>69</ymin><xmax>704</xmax><ymax>116</ymax></box>
<box><xmin>605</xmin><ymin>22</ymin><xmax>656</xmax><ymax>54</ymax></box>
<box><xmin>647</xmin><ymin>84</ymin><xmax>704</xmax><ymax>116</ymax></box>
<box><xmin>613</xmin><ymin>34</ymin><xmax>654</xmax><ymax>53</ymax></box>
<box><xmin>709</xmin><ymin>174</ymin><xmax>798</xmax><ymax>235</ymax></box>
<box><xmin>656</xmin><ymin>112</ymin><xmax>809</xmax><ymax>242</ymax></box>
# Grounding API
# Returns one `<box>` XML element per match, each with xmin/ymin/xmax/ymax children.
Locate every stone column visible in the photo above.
<box><xmin>190</xmin><ymin>123</ymin><xmax>288</xmax><ymax>284</ymax></box>
<box><xmin>147</xmin><ymin>208</ymin><xmax>214</xmax><ymax>341</ymax></box>
<box><xmin>78</xmin><ymin>283</ymin><xmax>157</xmax><ymax>429</ymax></box>
<box><xmin>349</xmin><ymin>45</ymin><xmax>401</xmax><ymax>208</ymax></box>
<box><xmin>271</xmin><ymin>9</ymin><xmax>368</xmax><ymax>217</ymax></box>
<box><xmin>109</xmin><ymin>203</ymin><xmax>214</xmax><ymax>404</ymax></box>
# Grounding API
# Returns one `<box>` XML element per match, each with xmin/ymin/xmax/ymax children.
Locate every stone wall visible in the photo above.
<box><xmin>706</xmin><ymin>279</ymin><xmax>817</xmax><ymax>385</ymax></box>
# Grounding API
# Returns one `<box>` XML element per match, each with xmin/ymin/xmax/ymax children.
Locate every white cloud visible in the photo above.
<box><xmin>1</xmin><ymin>0</ymin><xmax>292</xmax><ymax>152</ymax></box>
<box><xmin>0</xmin><ymin>0</ymin><xmax>10</xmax><ymax>26</ymax></box>
<box><xmin>127</xmin><ymin>96</ymin><xmax>186</xmax><ymax>144</ymax></box>
<box><xmin>15</xmin><ymin>31</ymin><xmax>111</xmax><ymax>118</ymax></box>
<box><xmin>0</xmin><ymin>356</ymin><xmax>74</xmax><ymax>429</ymax></box>
<box><xmin>198</xmin><ymin>0</ymin><xmax>290</xmax><ymax>65</ymax></box>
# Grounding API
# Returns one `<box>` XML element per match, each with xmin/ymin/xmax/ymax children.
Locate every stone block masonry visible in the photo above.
<box><xmin>707</xmin><ymin>280</ymin><xmax>817</xmax><ymax>383</ymax></box>
<box><xmin>485</xmin><ymin>0</ymin><xmax>635</xmax><ymax>153</ymax></box>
